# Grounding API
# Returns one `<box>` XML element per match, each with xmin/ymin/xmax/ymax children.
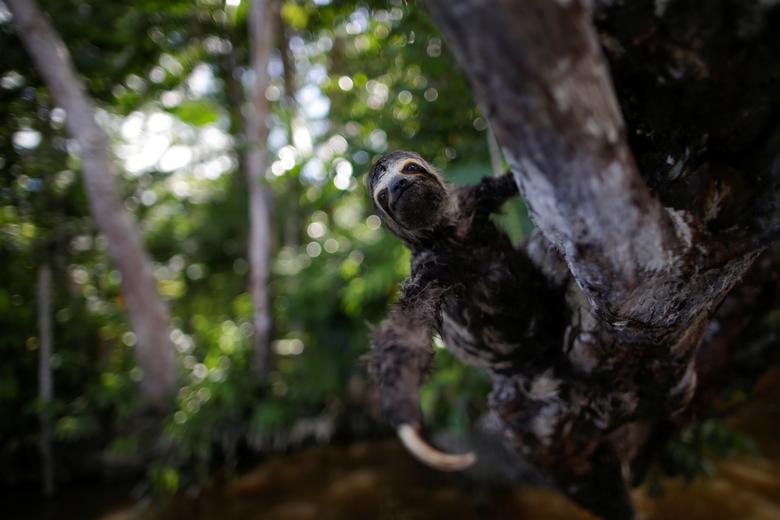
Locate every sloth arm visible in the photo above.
<box><xmin>461</xmin><ymin>170</ymin><xmax>519</xmax><ymax>217</ymax></box>
<box><xmin>369</xmin><ymin>273</ymin><xmax>444</xmax><ymax>428</ymax></box>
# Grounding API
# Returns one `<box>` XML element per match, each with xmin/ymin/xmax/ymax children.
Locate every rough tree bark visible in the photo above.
<box><xmin>425</xmin><ymin>0</ymin><xmax>780</xmax><ymax>518</ymax></box>
<box><xmin>245</xmin><ymin>0</ymin><xmax>279</xmax><ymax>378</ymax></box>
<box><xmin>7</xmin><ymin>0</ymin><xmax>176</xmax><ymax>410</ymax></box>
<box><xmin>37</xmin><ymin>263</ymin><xmax>54</xmax><ymax>496</ymax></box>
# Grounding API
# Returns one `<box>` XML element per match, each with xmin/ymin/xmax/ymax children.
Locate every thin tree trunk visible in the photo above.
<box><xmin>279</xmin><ymin>17</ymin><xmax>301</xmax><ymax>248</ymax></box>
<box><xmin>7</xmin><ymin>0</ymin><xmax>176</xmax><ymax>410</ymax></box>
<box><xmin>37</xmin><ymin>264</ymin><xmax>55</xmax><ymax>496</ymax></box>
<box><xmin>245</xmin><ymin>0</ymin><xmax>279</xmax><ymax>378</ymax></box>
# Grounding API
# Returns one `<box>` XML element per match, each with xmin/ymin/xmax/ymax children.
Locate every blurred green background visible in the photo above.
<box><xmin>2</xmin><ymin>1</ymin><xmax>778</xmax><ymax>518</ymax></box>
<box><xmin>0</xmin><ymin>0</ymin><xmax>530</xmax><ymax>498</ymax></box>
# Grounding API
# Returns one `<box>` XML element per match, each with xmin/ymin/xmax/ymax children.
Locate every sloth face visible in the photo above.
<box><xmin>367</xmin><ymin>151</ymin><xmax>448</xmax><ymax>238</ymax></box>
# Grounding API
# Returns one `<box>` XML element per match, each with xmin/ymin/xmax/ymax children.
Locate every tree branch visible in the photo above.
<box><xmin>424</xmin><ymin>2</ymin><xmax>774</xmax><ymax>517</ymax></box>
<box><xmin>425</xmin><ymin>0</ymin><xmax>697</xmax><ymax>337</ymax></box>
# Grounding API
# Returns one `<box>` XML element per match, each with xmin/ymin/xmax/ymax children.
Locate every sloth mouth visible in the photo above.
<box><xmin>392</xmin><ymin>185</ymin><xmax>443</xmax><ymax>231</ymax></box>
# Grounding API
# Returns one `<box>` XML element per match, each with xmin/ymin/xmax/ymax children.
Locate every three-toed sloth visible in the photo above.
<box><xmin>366</xmin><ymin>150</ymin><xmax>558</xmax><ymax>470</ymax></box>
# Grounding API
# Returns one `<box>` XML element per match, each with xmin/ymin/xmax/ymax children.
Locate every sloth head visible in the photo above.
<box><xmin>367</xmin><ymin>151</ymin><xmax>451</xmax><ymax>243</ymax></box>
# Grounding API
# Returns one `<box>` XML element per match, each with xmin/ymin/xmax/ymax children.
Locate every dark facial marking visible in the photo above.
<box><xmin>377</xmin><ymin>188</ymin><xmax>389</xmax><ymax>213</ymax></box>
<box><xmin>402</xmin><ymin>162</ymin><xmax>427</xmax><ymax>175</ymax></box>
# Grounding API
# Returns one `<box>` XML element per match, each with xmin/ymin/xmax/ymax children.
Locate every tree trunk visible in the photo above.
<box><xmin>424</xmin><ymin>0</ymin><xmax>780</xmax><ymax>517</ymax></box>
<box><xmin>7</xmin><ymin>0</ymin><xmax>176</xmax><ymax>410</ymax></box>
<box><xmin>279</xmin><ymin>16</ymin><xmax>302</xmax><ymax>248</ymax></box>
<box><xmin>37</xmin><ymin>264</ymin><xmax>55</xmax><ymax>496</ymax></box>
<box><xmin>245</xmin><ymin>0</ymin><xmax>279</xmax><ymax>378</ymax></box>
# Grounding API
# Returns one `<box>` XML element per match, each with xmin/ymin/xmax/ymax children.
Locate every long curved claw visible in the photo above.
<box><xmin>397</xmin><ymin>423</ymin><xmax>477</xmax><ymax>472</ymax></box>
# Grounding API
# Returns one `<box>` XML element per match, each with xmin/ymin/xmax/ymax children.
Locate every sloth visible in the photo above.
<box><xmin>366</xmin><ymin>150</ymin><xmax>559</xmax><ymax>471</ymax></box>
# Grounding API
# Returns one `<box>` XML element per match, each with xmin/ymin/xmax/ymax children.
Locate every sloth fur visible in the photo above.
<box><xmin>366</xmin><ymin>150</ymin><xmax>562</xmax><ymax>430</ymax></box>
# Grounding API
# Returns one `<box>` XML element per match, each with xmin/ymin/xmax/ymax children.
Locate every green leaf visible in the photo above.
<box><xmin>250</xmin><ymin>402</ymin><xmax>287</xmax><ymax>434</ymax></box>
<box><xmin>171</xmin><ymin>99</ymin><xmax>220</xmax><ymax>127</ymax></box>
<box><xmin>281</xmin><ymin>3</ymin><xmax>309</xmax><ymax>29</ymax></box>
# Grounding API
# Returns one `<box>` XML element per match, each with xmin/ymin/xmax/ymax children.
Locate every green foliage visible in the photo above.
<box><xmin>171</xmin><ymin>99</ymin><xmax>221</xmax><ymax>127</ymax></box>
<box><xmin>0</xmin><ymin>0</ymin><xmax>526</xmax><ymax>494</ymax></box>
<box><xmin>661</xmin><ymin>419</ymin><xmax>760</xmax><ymax>479</ymax></box>
<box><xmin>149</xmin><ymin>463</ymin><xmax>181</xmax><ymax>494</ymax></box>
<box><xmin>421</xmin><ymin>348</ymin><xmax>491</xmax><ymax>434</ymax></box>
<box><xmin>3</xmin><ymin>0</ymin><xmax>773</xmax><ymax>502</ymax></box>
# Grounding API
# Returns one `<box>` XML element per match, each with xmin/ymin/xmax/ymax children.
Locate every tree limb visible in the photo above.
<box><xmin>424</xmin><ymin>0</ymin><xmax>701</xmax><ymax>339</ymax></box>
<box><xmin>424</xmin><ymin>1</ymin><xmax>774</xmax><ymax>517</ymax></box>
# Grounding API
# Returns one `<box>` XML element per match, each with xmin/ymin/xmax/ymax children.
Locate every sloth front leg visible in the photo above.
<box><xmin>368</xmin><ymin>283</ymin><xmax>476</xmax><ymax>471</ymax></box>
<box><xmin>464</xmin><ymin>170</ymin><xmax>519</xmax><ymax>216</ymax></box>
<box><xmin>370</xmin><ymin>309</ymin><xmax>433</xmax><ymax>428</ymax></box>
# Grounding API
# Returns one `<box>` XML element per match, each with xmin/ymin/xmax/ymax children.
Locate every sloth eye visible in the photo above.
<box><xmin>377</xmin><ymin>189</ymin><xmax>388</xmax><ymax>205</ymax></box>
<box><xmin>402</xmin><ymin>162</ymin><xmax>425</xmax><ymax>174</ymax></box>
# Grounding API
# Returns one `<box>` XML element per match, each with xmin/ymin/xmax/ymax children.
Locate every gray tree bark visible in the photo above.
<box><xmin>425</xmin><ymin>0</ymin><xmax>780</xmax><ymax>518</ymax></box>
<box><xmin>245</xmin><ymin>0</ymin><xmax>279</xmax><ymax>378</ymax></box>
<box><xmin>7</xmin><ymin>0</ymin><xmax>176</xmax><ymax>410</ymax></box>
<box><xmin>37</xmin><ymin>264</ymin><xmax>55</xmax><ymax>496</ymax></box>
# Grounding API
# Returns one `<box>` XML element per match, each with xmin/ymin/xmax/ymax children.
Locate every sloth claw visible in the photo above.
<box><xmin>397</xmin><ymin>423</ymin><xmax>477</xmax><ymax>472</ymax></box>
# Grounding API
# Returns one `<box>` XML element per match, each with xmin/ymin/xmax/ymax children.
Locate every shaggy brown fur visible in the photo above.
<box><xmin>366</xmin><ymin>151</ymin><xmax>564</xmax><ymax>429</ymax></box>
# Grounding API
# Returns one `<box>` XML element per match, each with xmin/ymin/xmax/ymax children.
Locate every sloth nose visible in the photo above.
<box><xmin>390</xmin><ymin>176</ymin><xmax>411</xmax><ymax>201</ymax></box>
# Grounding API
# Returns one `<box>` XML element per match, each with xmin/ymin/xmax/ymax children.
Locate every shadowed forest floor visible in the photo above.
<box><xmin>10</xmin><ymin>370</ymin><xmax>780</xmax><ymax>520</ymax></box>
